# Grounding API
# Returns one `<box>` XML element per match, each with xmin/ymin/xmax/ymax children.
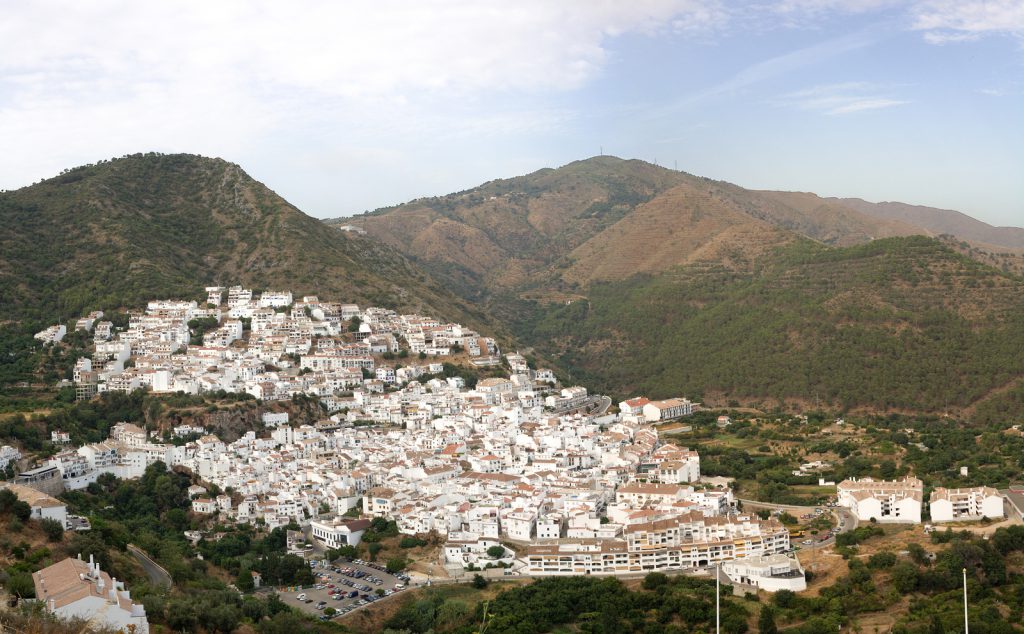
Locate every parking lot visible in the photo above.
<box><xmin>277</xmin><ymin>558</ymin><xmax>411</xmax><ymax>622</ymax></box>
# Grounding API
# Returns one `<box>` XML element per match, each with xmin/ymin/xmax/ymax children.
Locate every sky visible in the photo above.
<box><xmin>1</xmin><ymin>1</ymin><xmax>1022</xmax><ymax>227</ymax></box>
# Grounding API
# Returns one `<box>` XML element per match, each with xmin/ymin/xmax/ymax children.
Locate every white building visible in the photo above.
<box><xmin>3</xmin><ymin>483</ymin><xmax>67</xmax><ymax>527</ymax></box>
<box><xmin>0</xmin><ymin>445</ymin><xmax>21</xmax><ymax>469</ymax></box>
<box><xmin>33</xmin><ymin>556</ymin><xmax>148</xmax><ymax>634</ymax></box>
<box><xmin>837</xmin><ymin>477</ymin><xmax>923</xmax><ymax>523</ymax></box>
<box><xmin>722</xmin><ymin>554</ymin><xmax>807</xmax><ymax>592</ymax></box>
<box><xmin>34</xmin><ymin>324</ymin><xmax>66</xmax><ymax>344</ymax></box>
<box><xmin>642</xmin><ymin>398</ymin><xmax>694</xmax><ymax>423</ymax></box>
<box><xmin>192</xmin><ymin>498</ymin><xmax>216</xmax><ymax>514</ymax></box>
<box><xmin>929</xmin><ymin>487</ymin><xmax>1004</xmax><ymax>523</ymax></box>
<box><xmin>261</xmin><ymin>412</ymin><xmax>289</xmax><ymax>428</ymax></box>
<box><xmin>310</xmin><ymin>518</ymin><xmax>371</xmax><ymax>548</ymax></box>
<box><xmin>259</xmin><ymin>291</ymin><xmax>294</xmax><ymax>308</ymax></box>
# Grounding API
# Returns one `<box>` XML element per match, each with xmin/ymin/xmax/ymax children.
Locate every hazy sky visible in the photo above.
<box><xmin>2</xmin><ymin>1</ymin><xmax>1022</xmax><ymax>226</ymax></box>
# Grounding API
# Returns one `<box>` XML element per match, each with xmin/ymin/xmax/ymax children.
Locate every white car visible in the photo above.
<box><xmin>296</xmin><ymin>593</ymin><xmax>307</xmax><ymax>600</ymax></box>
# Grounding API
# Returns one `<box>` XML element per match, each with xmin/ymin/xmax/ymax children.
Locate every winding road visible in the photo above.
<box><xmin>127</xmin><ymin>543</ymin><xmax>172</xmax><ymax>588</ymax></box>
<box><xmin>735</xmin><ymin>499</ymin><xmax>857</xmax><ymax>550</ymax></box>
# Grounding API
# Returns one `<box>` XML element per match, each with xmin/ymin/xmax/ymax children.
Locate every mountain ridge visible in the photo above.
<box><xmin>0</xmin><ymin>153</ymin><xmax>501</xmax><ymax>338</ymax></box>
<box><xmin>336</xmin><ymin>155</ymin><xmax>1024</xmax><ymax>418</ymax></box>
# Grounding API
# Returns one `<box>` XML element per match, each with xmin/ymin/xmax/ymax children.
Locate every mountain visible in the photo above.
<box><xmin>833</xmin><ymin>197</ymin><xmax>1024</xmax><ymax>251</ymax></box>
<box><xmin>0</xmin><ymin>153</ymin><xmax>497</xmax><ymax>335</ymax></box>
<box><xmin>339</xmin><ymin>157</ymin><xmax>932</xmax><ymax>294</ymax></box>
<box><xmin>338</xmin><ymin>156</ymin><xmax>1024</xmax><ymax>417</ymax></box>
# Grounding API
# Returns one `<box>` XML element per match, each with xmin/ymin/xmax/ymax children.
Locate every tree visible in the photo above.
<box><xmin>773</xmin><ymin>589</ymin><xmax>796</xmax><ymax>609</ymax></box>
<box><xmin>908</xmin><ymin>542</ymin><xmax>929</xmax><ymax>565</ymax></box>
<box><xmin>891</xmin><ymin>562</ymin><xmax>920</xmax><ymax>593</ymax></box>
<box><xmin>868</xmin><ymin>551</ymin><xmax>897</xmax><ymax>569</ymax></box>
<box><xmin>386</xmin><ymin>557</ymin><xmax>407</xmax><ymax>573</ymax></box>
<box><xmin>236</xmin><ymin>567</ymin><xmax>255</xmax><ymax>592</ymax></box>
<box><xmin>40</xmin><ymin>517</ymin><xmax>65</xmax><ymax>541</ymax></box>
<box><xmin>367</xmin><ymin>542</ymin><xmax>382</xmax><ymax>561</ymax></box>
<box><xmin>642</xmin><ymin>572</ymin><xmax>668</xmax><ymax>590</ymax></box>
<box><xmin>758</xmin><ymin>605</ymin><xmax>779</xmax><ymax>634</ymax></box>
<box><xmin>6</xmin><ymin>572</ymin><xmax>35</xmax><ymax>598</ymax></box>
<box><xmin>486</xmin><ymin>545</ymin><xmax>505</xmax><ymax>559</ymax></box>
<box><xmin>472</xmin><ymin>574</ymin><xmax>488</xmax><ymax>589</ymax></box>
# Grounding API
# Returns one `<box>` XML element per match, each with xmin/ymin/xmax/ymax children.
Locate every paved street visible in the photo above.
<box><xmin>127</xmin><ymin>544</ymin><xmax>172</xmax><ymax>589</ymax></box>
<box><xmin>735</xmin><ymin>498</ymin><xmax>855</xmax><ymax>551</ymax></box>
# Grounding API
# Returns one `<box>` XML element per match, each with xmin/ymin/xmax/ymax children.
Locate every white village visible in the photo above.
<box><xmin>10</xmin><ymin>285</ymin><xmax>1008</xmax><ymax>631</ymax></box>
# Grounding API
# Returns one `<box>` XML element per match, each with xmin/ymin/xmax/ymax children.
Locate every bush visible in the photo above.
<box><xmin>472</xmin><ymin>574</ymin><xmax>488</xmax><ymax>589</ymax></box>
<box><xmin>773</xmin><ymin>589</ymin><xmax>796</xmax><ymax>609</ymax></box>
<box><xmin>5</xmin><ymin>571</ymin><xmax>35</xmax><ymax>598</ymax></box>
<box><xmin>868</xmin><ymin>551</ymin><xmax>897</xmax><ymax>569</ymax></box>
<box><xmin>642</xmin><ymin>572</ymin><xmax>668</xmax><ymax>590</ymax></box>
<box><xmin>367</xmin><ymin>542</ymin><xmax>382</xmax><ymax>560</ymax></box>
<box><xmin>39</xmin><ymin>517</ymin><xmax>64</xmax><ymax>542</ymax></box>
<box><xmin>399</xmin><ymin>536</ymin><xmax>427</xmax><ymax>549</ymax></box>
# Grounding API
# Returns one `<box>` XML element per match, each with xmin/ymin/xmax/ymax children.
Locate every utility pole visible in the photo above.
<box><xmin>715</xmin><ymin>563</ymin><xmax>720</xmax><ymax>634</ymax></box>
<box><xmin>963</xmin><ymin>568</ymin><xmax>969</xmax><ymax>633</ymax></box>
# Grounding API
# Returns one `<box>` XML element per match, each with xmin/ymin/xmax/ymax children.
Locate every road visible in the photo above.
<box><xmin>1000</xmin><ymin>490</ymin><xmax>1024</xmax><ymax>520</ymax></box>
<box><xmin>735</xmin><ymin>499</ymin><xmax>856</xmax><ymax>551</ymax></box>
<box><xmin>127</xmin><ymin>544</ymin><xmax>172</xmax><ymax>588</ymax></box>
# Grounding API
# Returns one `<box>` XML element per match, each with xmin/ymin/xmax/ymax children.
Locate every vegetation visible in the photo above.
<box><xmin>0</xmin><ymin>460</ymin><xmax>339</xmax><ymax>632</ymax></box>
<box><xmin>516</xmin><ymin>236</ymin><xmax>1024</xmax><ymax>415</ymax></box>
<box><xmin>383</xmin><ymin>575</ymin><xmax>751</xmax><ymax>633</ymax></box>
<box><xmin>351</xmin><ymin>155</ymin><xmax>1024</xmax><ymax>418</ymax></box>
<box><xmin>0</xmin><ymin>152</ymin><xmax>507</xmax><ymax>402</ymax></box>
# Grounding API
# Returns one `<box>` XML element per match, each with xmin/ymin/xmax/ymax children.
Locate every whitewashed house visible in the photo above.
<box><xmin>722</xmin><ymin>554</ymin><xmax>807</xmax><ymax>592</ymax></box>
<box><xmin>837</xmin><ymin>477</ymin><xmax>923</xmax><ymax>523</ymax></box>
<box><xmin>929</xmin><ymin>487</ymin><xmax>1004</xmax><ymax>523</ymax></box>
<box><xmin>33</xmin><ymin>556</ymin><xmax>148</xmax><ymax>634</ymax></box>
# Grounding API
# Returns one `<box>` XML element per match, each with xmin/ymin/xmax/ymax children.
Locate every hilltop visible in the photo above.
<box><xmin>337</xmin><ymin>156</ymin><xmax>1024</xmax><ymax>417</ymax></box>
<box><xmin>0</xmin><ymin>153</ymin><xmax>497</xmax><ymax>335</ymax></box>
<box><xmin>338</xmin><ymin>156</ymin><xmax>929</xmax><ymax>296</ymax></box>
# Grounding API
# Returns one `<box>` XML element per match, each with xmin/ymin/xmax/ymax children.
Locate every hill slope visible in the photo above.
<box><xmin>340</xmin><ymin>157</ymin><xmax>931</xmax><ymax>295</ymax></box>
<box><xmin>342</xmin><ymin>157</ymin><xmax>1024</xmax><ymax>416</ymax></box>
<box><xmin>520</xmin><ymin>236</ymin><xmax>1024</xmax><ymax>414</ymax></box>
<box><xmin>0</xmin><ymin>153</ymin><xmax>497</xmax><ymax>334</ymax></box>
<box><xmin>834</xmin><ymin>197</ymin><xmax>1024</xmax><ymax>251</ymax></box>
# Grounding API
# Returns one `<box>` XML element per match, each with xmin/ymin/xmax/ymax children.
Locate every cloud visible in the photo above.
<box><xmin>772</xmin><ymin>0</ymin><xmax>906</xmax><ymax>18</ymax></box>
<box><xmin>0</xmin><ymin>1</ymin><xmax>725</xmax><ymax>98</ymax></box>
<box><xmin>0</xmin><ymin>0</ymin><xmax>724</xmax><ymax>192</ymax></box>
<box><xmin>911</xmin><ymin>0</ymin><xmax>1024</xmax><ymax>43</ymax></box>
<box><xmin>777</xmin><ymin>82</ymin><xmax>909</xmax><ymax>115</ymax></box>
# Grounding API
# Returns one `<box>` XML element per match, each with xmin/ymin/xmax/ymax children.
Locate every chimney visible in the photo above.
<box><xmin>49</xmin><ymin>598</ymin><xmax>55</xmax><ymax>611</ymax></box>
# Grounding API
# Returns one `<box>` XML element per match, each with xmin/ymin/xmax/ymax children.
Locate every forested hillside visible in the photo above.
<box><xmin>515</xmin><ymin>236</ymin><xmax>1024</xmax><ymax>413</ymax></box>
<box><xmin>0</xmin><ymin>153</ymin><xmax>497</xmax><ymax>334</ymax></box>
<box><xmin>342</xmin><ymin>156</ymin><xmax>1024</xmax><ymax>417</ymax></box>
